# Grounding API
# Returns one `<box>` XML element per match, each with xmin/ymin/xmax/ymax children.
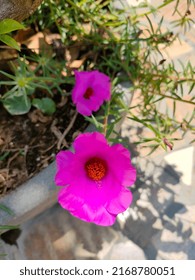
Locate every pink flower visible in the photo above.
<box><xmin>72</xmin><ymin>70</ymin><xmax>111</xmax><ymax>116</ymax></box>
<box><xmin>55</xmin><ymin>132</ymin><xmax>136</xmax><ymax>226</ymax></box>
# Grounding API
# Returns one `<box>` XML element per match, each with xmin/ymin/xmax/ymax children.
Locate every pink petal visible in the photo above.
<box><xmin>70</xmin><ymin>175</ymin><xmax>109</xmax><ymax>208</ymax></box>
<box><xmin>122</xmin><ymin>166</ymin><xmax>136</xmax><ymax>186</ymax></box>
<box><xmin>75</xmin><ymin>101</ymin><xmax>93</xmax><ymax>116</ymax></box>
<box><xmin>73</xmin><ymin>132</ymin><xmax>108</xmax><ymax>154</ymax></box>
<box><xmin>82</xmin><ymin>94</ymin><xmax>105</xmax><ymax>111</ymax></box>
<box><xmin>70</xmin><ymin>204</ymin><xmax>116</xmax><ymax>226</ymax></box>
<box><xmin>58</xmin><ymin>186</ymin><xmax>84</xmax><ymax>212</ymax></box>
<box><xmin>55</xmin><ymin>150</ymin><xmax>74</xmax><ymax>186</ymax></box>
<box><xmin>58</xmin><ymin>175</ymin><xmax>117</xmax><ymax>226</ymax></box>
<box><xmin>92</xmin><ymin>70</ymin><xmax>110</xmax><ymax>87</ymax></box>
<box><xmin>58</xmin><ymin>167</ymin><xmax>116</xmax><ymax>212</ymax></box>
<box><xmin>106</xmin><ymin>187</ymin><xmax>133</xmax><ymax>215</ymax></box>
<box><xmin>73</xmin><ymin>95</ymin><xmax>102</xmax><ymax>116</ymax></box>
<box><xmin>72</xmin><ymin>71</ymin><xmax>94</xmax><ymax>102</ymax></box>
<box><xmin>109</xmin><ymin>144</ymin><xmax>136</xmax><ymax>187</ymax></box>
<box><xmin>93</xmin><ymin>84</ymin><xmax>111</xmax><ymax>101</ymax></box>
<box><xmin>71</xmin><ymin>70</ymin><xmax>111</xmax><ymax>116</ymax></box>
<box><xmin>55</xmin><ymin>132</ymin><xmax>136</xmax><ymax>226</ymax></box>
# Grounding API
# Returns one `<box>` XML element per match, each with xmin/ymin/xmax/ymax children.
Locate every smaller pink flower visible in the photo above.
<box><xmin>55</xmin><ymin>132</ymin><xmax>136</xmax><ymax>226</ymax></box>
<box><xmin>72</xmin><ymin>70</ymin><xmax>111</xmax><ymax>116</ymax></box>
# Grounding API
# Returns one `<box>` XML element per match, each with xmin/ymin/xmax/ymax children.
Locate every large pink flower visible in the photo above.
<box><xmin>55</xmin><ymin>132</ymin><xmax>136</xmax><ymax>226</ymax></box>
<box><xmin>72</xmin><ymin>70</ymin><xmax>111</xmax><ymax>116</ymax></box>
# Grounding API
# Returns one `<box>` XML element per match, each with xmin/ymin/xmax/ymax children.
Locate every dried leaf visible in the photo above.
<box><xmin>14</xmin><ymin>28</ymin><xmax>35</xmax><ymax>43</ymax></box>
<box><xmin>0</xmin><ymin>174</ymin><xmax>5</xmax><ymax>183</ymax></box>
<box><xmin>44</xmin><ymin>33</ymin><xmax>61</xmax><ymax>45</ymax></box>
<box><xmin>0</xmin><ymin>138</ymin><xmax>4</xmax><ymax>146</ymax></box>
<box><xmin>69</xmin><ymin>59</ymin><xmax>85</xmax><ymax>69</ymax></box>
<box><xmin>65</xmin><ymin>47</ymin><xmax>80</xmax><ymax>64</ymax></box>
<box><xmin>28</xmin><ymin>109</ymin><xmax>52</xmax><ymax>123</ymax></box>
<box><xmin>24</xmin><ymin>32</ymin><xmax>52</xmax><ymax>55</ymax></box>
<box><xmin>0</xmin><ymin>48</ymin><xmax>18</xmax><ymax>63</ymax></box>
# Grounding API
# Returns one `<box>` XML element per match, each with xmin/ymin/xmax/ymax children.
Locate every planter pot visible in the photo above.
<box><xmin>0</xmin><ymin>81</ymin><xmax>133</xmax><ymax>230</ymax></box>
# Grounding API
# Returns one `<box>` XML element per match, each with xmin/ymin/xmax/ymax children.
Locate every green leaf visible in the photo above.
<box><xmin>84</xmin><ymin>115</ymin><xmax>103</xmax><ymax>130</ymax></box>
<box><xmin>133</xmin><ymin>137</ymin><xmax>158</xmax><ymax>144</ymax></box>
<box><xmin>0</xmin><ymin>34</ymin><xmax>20</xmax><ymax>51</ymax></box>
<box><xmin>189</xmin><ymin>82</ymin><xmax>195</xmax><ymax>94</ymax></box>
<box><xmin>0</xmin><ymin>204</ymin><xmax>14</xmax><ymax>216</ymax></box>
<box><xmin>0</xmin><ymin>70</ymin><xmax>16</xmax><ymax>80</ymax></box>
<box><xmin>0</xmin><ymin>19</ymin><xmax>24</xmax><ymax>35</ymax></box>
<box><xmin>147</xmin><ymin>123</ymin><xmax>161</xmax><ymax>137</ymax></box>
<box><xmin>32</xmin><ymin>98</ymin><xmax>56</xmax><ymax>115</ymax></box>
<box><xmin>0</xmin><ymin>253</ymin><xmax>7</xmax><ymax>257</ymax></box>
<box><xmin>2</xmin><ymin>93</ymin><xmax>31</xmax><ymax>115</ymax></box>
<box><xmin>0</xmin><ymin>225</ymin><xmax>19</xmax><ymax>230</ymax></box>
<box><xmin>146</xmin><ymin>14</ymin><xmax>154</xmax><ymax>34</ymax></box>
<box><xmin>0</xmin><ymin>152</ymin><xmax>10</xmax><ymax>161</ymax></box>
<box><xmin>146</xmin><ymin>145</ymin><xmax>159</xmax><ymax>156</ymax></box>
<box><xmin>0</xmin><ymin>81</ymin><xmax>16</xmax><ymax>86</ymax></box>
<box><xmin>106</xmin><ymin>122</ymin><xmax>115</xmax><ymax>138</ymax></box>
<box><xmin>189</xmin><ymin>139</ymin><xmax>195</xmax><ymax>144</ymax></box>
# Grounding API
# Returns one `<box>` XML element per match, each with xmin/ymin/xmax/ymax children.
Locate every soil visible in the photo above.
<box><xmin>0</xmin><ymin>97</ymin><xmax>88</xmax><ymax>198</ymax></box>
<box><xmin>0</xmin><ymin>25</ymin><xmax>101</xmax><ymax>199</ymax></box>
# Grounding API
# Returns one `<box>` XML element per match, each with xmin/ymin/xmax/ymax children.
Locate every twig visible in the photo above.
<box><xmin>42</xmin><ymin>143</ymin><xmax>56</xmax><ymax>154</ymax></box>
<box><xmin>51</xmin><ymin>119</ymin><xmax>68</xmax><ymax>148</ymax></box>
<box><xmin>23</xmin><ymin>145</ymin><xmax>29</xmax><ymax>176</ymax></box>
<box><xmin>6</xmin><ymin>152</ymin><xmax>20</xmax><ymax>171</ymax></box>
<box><xmin>103</xmin><ymin>115</ymin><xmax>108</xmax><ymax>136</ymax></box>
<box><xmin>3</xmin><ymin>144</ymin><xmax>44</xmax><ymax>152</ymax></box>
<box><xmin>57</xmin><ymin>112</ymin><xmax>78</xmax><ymax>150</ymax></box>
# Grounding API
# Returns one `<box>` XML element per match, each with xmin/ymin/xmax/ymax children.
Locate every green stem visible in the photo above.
<box><xmin>103</xmin><ymin>101</ymin><xmax>111</xmax><ymax>137</ymax></box>
<box><xmin>103</xmin><ymin>115</ymin><xmax>108</xmax><ymax>136</ymax></box>
<box><xmin>156</xmin><ymin>92</ymin><xmax>195</xmax><ymax>105</ymax></box>
<box><xmin>151</xmin><ymin>73</ymin><xmax>195</xmax><ymax>84</ymax></box>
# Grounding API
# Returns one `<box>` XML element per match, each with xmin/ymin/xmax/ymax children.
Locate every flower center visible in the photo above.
<box><xmin>85</xmin><ymin>157</ymin><xmax>107</xmax><ymax>181</ymax></box>
<box><xmin>83</xmin><ymin>87</ymin><xmax>93</xmax><ymax>99</ymax></box>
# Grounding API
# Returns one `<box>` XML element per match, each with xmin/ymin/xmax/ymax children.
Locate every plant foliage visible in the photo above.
<box><xmin>0</xmin><ymin>0</ymin><xmax>194</xmax><ymax>150</ymax></box>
